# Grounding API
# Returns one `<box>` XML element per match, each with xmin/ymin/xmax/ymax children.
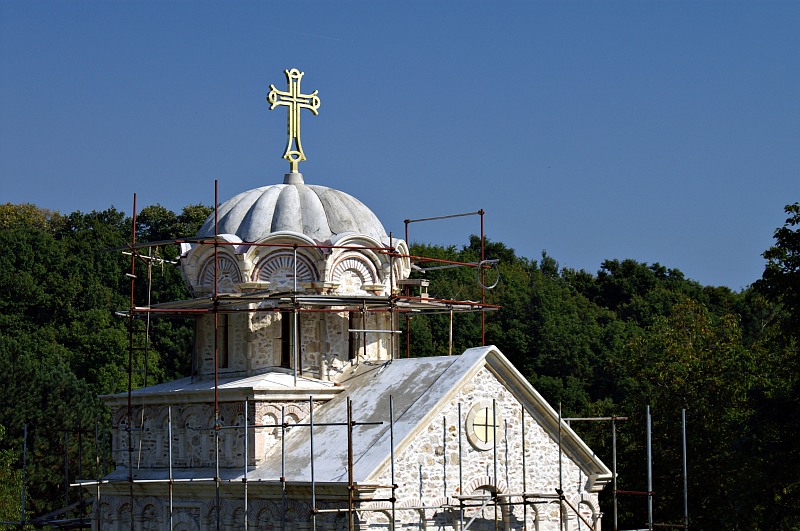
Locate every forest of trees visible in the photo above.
<box><xmin>0</xmin><ymin>201</ymin><xmax>798</xmax><ymax>530</ymax></box>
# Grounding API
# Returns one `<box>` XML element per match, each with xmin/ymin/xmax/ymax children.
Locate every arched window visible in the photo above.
<box><xmin>254</xmin><ymin>251</ymin><xmax>317</xmax><ymax>290</ymax></box>
<box><xmin>199</xmin><ymin>255</ymin><xmax>241</xmax><ymax>292</ymax></box>
<box><xmin>332</xmin><ymin>255</ymin><xmax>376</xmax><ymax>294</ymax></box>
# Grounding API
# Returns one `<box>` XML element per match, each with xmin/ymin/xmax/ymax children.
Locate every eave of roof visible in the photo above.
<box><xmin>101</xmin><ymin>370</ymin><xmax>342</xmax><ymax>407</ymax></box>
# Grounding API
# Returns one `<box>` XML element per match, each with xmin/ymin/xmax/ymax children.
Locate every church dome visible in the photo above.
<box><xmin>197</xmin><ymin>173</ymin><xmax>389</xmax><ymax>244</ymax></box>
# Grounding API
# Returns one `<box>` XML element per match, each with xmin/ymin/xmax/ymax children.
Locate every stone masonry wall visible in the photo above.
<box><xmin>247</xmin><ymin>310</ymin><xmax>392</xmax><ymax>381</ymax></box>
<box><xmin>370</xmin><ymin>367</ymin><xmax>601</xmax><ymax>531</ymax></box>
<box><xmin>111</xmin><ymin>400</ymin><xmax>315</xmax><ymax>470</ymax></box>
<box><xmin>94</xmin><ymin>492</ymin><xmax>350</xmax><ymax>531</ymax></box>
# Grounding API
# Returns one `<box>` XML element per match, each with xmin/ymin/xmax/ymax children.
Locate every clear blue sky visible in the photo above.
<box><xmin>1</xmin><ymin>1</ymin><xmax>798</xmax><ymax>290</ymax></box>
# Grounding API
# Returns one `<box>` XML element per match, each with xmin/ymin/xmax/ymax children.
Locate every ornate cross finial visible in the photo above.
<box><xmin>267</xmin><ymin>68</ymin><xmax>321</xmax><ymax>173</ymax></box>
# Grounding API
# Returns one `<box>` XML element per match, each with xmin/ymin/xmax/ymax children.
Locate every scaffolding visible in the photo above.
<box><xmin>12</xmin><ymin>187</ymin><xmax>613</xmax><ymax>531</ymax></box>
<box><xmin>73</xmin><ymin>394</ymin><xmax>602</xmax><ymax>530</ymax></box>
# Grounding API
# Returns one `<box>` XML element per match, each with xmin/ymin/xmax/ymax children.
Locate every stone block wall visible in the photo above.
<box><xmin>370</xmin><ymin>367</ymin><xmax>601</xmax><ymax>531</ymax></box>
<box><xmin>94</xmin><ymin>492</ymin><xmax>352</xmax><ymax>531</ymax></box>
<box><xmin>111</xmin><ymin>399</ymin><xmax>317</xmax><ymax>470</ymax></box>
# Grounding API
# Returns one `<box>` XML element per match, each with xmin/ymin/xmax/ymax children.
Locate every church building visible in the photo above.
<box><xmin>91</xmin><ymin>69</ymin><xmax>611</xmax><ymax>530</ymax></box>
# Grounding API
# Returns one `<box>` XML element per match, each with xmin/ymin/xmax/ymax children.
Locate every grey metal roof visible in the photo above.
<box><xmin>250</xmin><ymin>346</ymin><xmax>612</xmax><ymax>491</ymax></box>
<box><xmin>197</xmin><ymin>173</ymin><xmax>389</xmax><ymax>244</ymax></box>
<box><xmin>251</xmin><ymin>350</ymin><xmax>482</xmax><ymax>484</ymax></box>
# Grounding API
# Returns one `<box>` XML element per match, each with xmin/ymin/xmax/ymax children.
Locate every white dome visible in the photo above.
<box><xmin>197</xmin><ymin>173</ymin><xmax>389</xmax><ymax>244</ymax></box>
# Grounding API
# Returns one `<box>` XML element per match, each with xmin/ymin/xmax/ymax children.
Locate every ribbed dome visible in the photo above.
<box><xmin>197</xmin><ymin>173</ymin><xmax>389</xmax><ymax>244</ymax></box>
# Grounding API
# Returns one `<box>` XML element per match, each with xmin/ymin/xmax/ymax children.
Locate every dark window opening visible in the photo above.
<box><xmin>348</xmin><ymin>311</ymin><xmax>363</xmax><ymax>361</ymax></box>
<box><xmin>217</xmin><ymin>314</ymin><xmax>230</xmax><ymax>369</ymax></box>
<box><xmin>281</xmin><ymin>312</ymin><xmax>300</xmax><ymax>368</ymax></box>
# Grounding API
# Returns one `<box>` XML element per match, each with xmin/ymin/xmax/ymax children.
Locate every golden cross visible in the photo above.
<box><xmin>267</xmin><ymin>68</ymin><xmax>321</xmax><ymax>173</ymax></box>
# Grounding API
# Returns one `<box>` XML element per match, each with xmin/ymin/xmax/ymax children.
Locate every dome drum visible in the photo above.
<box><xmin>181</xmin><ymin>237</ymin><xmax>409</xmax><ymax>296</ymax></box>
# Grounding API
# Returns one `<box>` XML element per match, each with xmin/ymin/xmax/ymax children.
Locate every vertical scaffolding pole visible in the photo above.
<box><xmin>504</xmin><ymin>419</ymin><xmax>510</xmax><ymax>497</ymax></box>
<box><xmin>443</xmin><ymin>415</ymin><xmax>448</xmax><ymax>498</ymax></box>
<box><xmin>521</xmin><ymin>405</ymin><xmax>527</xmax><ymax>529</ymax></box>
<box><xmin>213</xmin><ymin>179</ymin><xmax>221</xmax><ymax>531</ymax></box>
<box><xmin>293</xmin><ymin>245</ymin><xmax>298</xmax><ymax>292</ymax></box>
<box><xmin>458</xmin><ymin>402</ymin><xmax>464</xmax><ymax>530</ymax></box>
<box><xmin>168</xmin><ymin>406</ymin><xmax>174</xmax><ymax>530</ymax></box>
<box><xmin>310</xmin><ymin>396</ymin><xmax>317</xmax><ymax>531</ymax></box>
<box><xmin>95</xmin><ymin>421</ymin><xmax>100</xmax><ymax>531</ymax></box>
<box><xmin>137</xmin><ymin>256</ymin><xmax>153</xmax><ymax>471</ymax></box>
<box><xmin>558</xmin><ymin>402</ymin><xmax>564</xmax><ymax>531</ymax></box>
<box><xmin>127</xmin><ymin>193</ymin><xmax>137</xmax><ymax>531</ymax></box>
<box><xmin>360</xmin><ymin>301</ymin><xmax>367</xmax><ymax>365</ymax></box>
<box><xmin>244</xmin><ymin>399</ymin><xmax>249</xmax><ymax>531</ymax></box>
<box><xmin>682</xmin><ymin>409</ymin><xmax>689</xmax><ymax>531</ymax></box>
<box><xmin>293</xmin><ymin>300</ymin><xmax>299</xmax><ymax>385</ymax></box>
<box><xmin>390</xmin><ymin>396</ymin><xmax>396</xmax><ymax>531</ymax></box>
<box><xmin>281</xmin><ymin>406</ymin><xmax>286</xmax><ymax>531</ymax></box>
<box><xmin>389</xmin><ymin>233</ymin><xmax>396</xmax><ymax>361</ymax></box>
<box><xmin>405</xmin><ymin>315</ymin><xmax>411</xmax><ymax>359</ymax></box>
<box><xmin>612</xmin><ymin>417</ymin><xmax>618</xmax><ymax>531</ymax></box>
<box><xmin>347</xmin><ymin>397</ymin><xmax>354</xmax><ymax>531</ymax></box>
<box><xmin>480</xmin><ymin>209</ymin><xmax>485</xmax><ymax>346</ymax></box>
<box><xmin>448</xmin><ymin>308</ymin><xmax>453</xmax><ymax>356</ymax></box>
<box><xmin>492</xmin><ymin>399</ymin><xmax>498</xmax><ymax>531</ymax></box>
<box><xmin>647</xmin><ymin>405</ymin><xmax>653</xmax><ymax>531</ymax></box>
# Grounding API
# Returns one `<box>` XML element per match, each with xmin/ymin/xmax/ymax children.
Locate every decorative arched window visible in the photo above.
<box><xmin>199</xmin><ymin>255</ymin><xmax>241</xmax><ymax>292</ymax></box>
<box><xmin>254</xmin><ymin>251</ymin><xmax>317</xmax><ymax>290</ymax></box>
<box><xmin>332</xmin><ymin>256</ymin><xmax>376</xmax><ymax>294</ymax></box>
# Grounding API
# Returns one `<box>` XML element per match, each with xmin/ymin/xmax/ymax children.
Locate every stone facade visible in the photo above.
<box><xmin>95</xmin><ymin>492</ymin><xmax>351</xmax><ymax>531</ymax></box>
<box><xmin>192</xmin><ymin>308</ymin><xmax>394</xmax><ymax>381</ymax></box>
<box><xmin>103</xmin><ymin>364</ymin><xmax>601</xmax><ymax>530</ymax></box>
<box><xmin>111</xmin><ymin>400</ymin><xmax>323</xmax><ymax>470</ymax></box>
<box><xmin>367</xmin><ymin>367</ymin><xmax>600</xmax><ymax>530</ymax></box>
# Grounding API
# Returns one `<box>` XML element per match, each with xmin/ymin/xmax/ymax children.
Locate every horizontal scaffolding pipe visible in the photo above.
<box><xmin>113</xmin><ymin>239</ymin><xmax>400</xmax><ymax>254</ymax></box>
<box><xmin>563</xmin><ymin>417</ymin><xmax>630</xmax><ymax>422</ymax></box>
<box><xmin>188</xmin><ymin>420</ymin><xmax>383</xmax><ymax>431</ymax></box>
<box><xmin>73</xmin><ymin>477</ymin><xmax>394</xmax><ymax>487</ymax></box>
<box><xmin>119</xmin><ymin>297</ymin><xmax>498</xmax><ymax>316</ymax></box>
<box><xmin>347</xmin><ymin>329</ymin><xmax>402</xmax><ymax>334</ymax></box>
<box><xmin>405</xmin><ymin>255</ymin><xmax>487</xmax><ymax>268</ymax></box>
<box><xmin>404</xmin><ymin>210</ymin><xmax>483</xmax><ymax>224</ymax></box>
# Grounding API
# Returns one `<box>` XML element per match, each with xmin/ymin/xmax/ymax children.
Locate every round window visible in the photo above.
<box><xmin>465</xmin><ymin>400</ymin><xmax>500</xmax><ymax>451</ymax></box>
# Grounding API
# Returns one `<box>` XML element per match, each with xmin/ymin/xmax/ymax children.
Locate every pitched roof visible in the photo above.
<box><xmin>251</xmin><ymin>346</ymin><xmax>612</xmax><ymax>492</ymax></box>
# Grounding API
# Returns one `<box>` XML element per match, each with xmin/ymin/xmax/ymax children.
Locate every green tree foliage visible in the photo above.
<box><xmin>747</xmin><ymin>202</ymin><xmax>800</xmax><ymax>529</ymax></box>
<box><xmin>0</xmin><ymin>203</ymin><xmax>208</xmax><ymax>519</ymax></box>
<box><xmin>0</xmin><ymin>424</ymin><xmax>24</xmax><ymax>525</ymax></box>
<box><xmin>757</xmin><ymin>202</ymin><xmax>800</xmax><ymax>343</ymax></box>
<box><xmin>626</xmin><ymin>300</ymin><xmax>757</xmax><ymax>529</ymax></box>
<box><xmin>0</xmin><ymin>203</ymin><xmax>63</xmax><ymax>233</ymax></box>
